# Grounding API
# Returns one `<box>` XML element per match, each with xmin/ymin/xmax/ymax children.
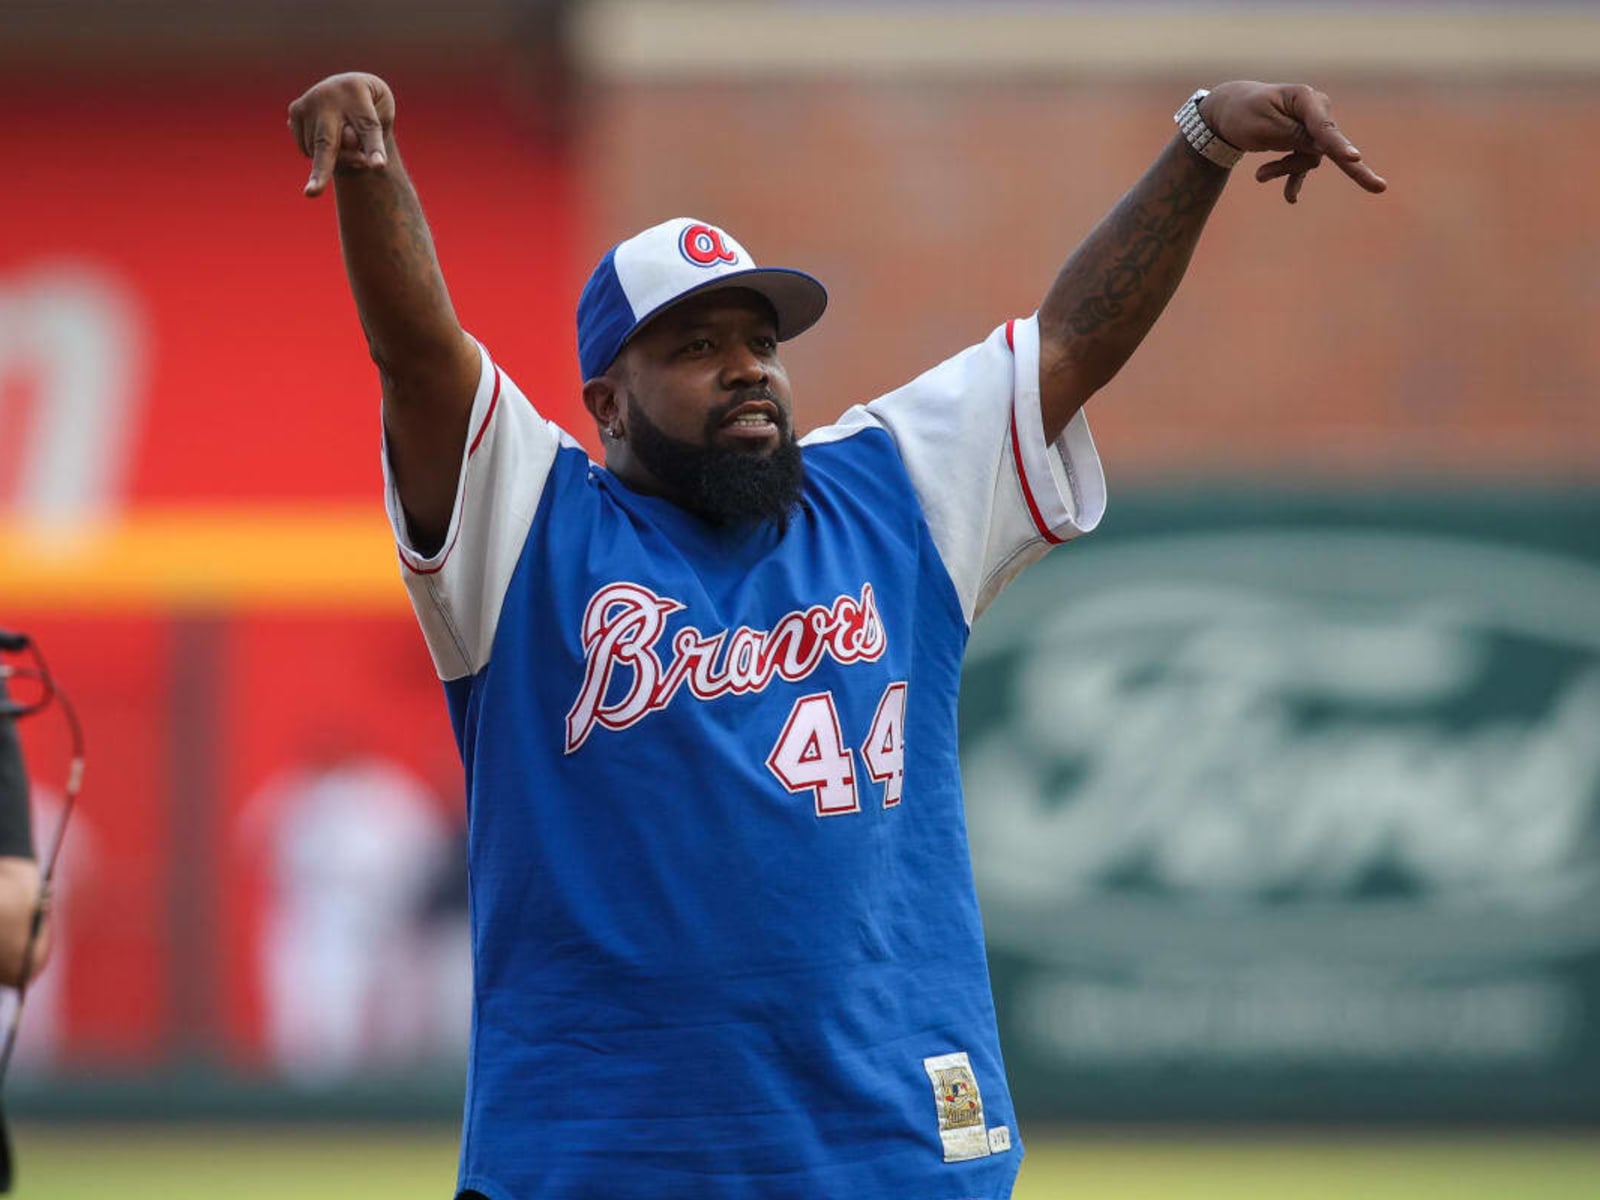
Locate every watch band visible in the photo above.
<box><xmin>1174</xmin><ymin>88</ymin><xmax>1244</xmax><ymax>170</ymax></box>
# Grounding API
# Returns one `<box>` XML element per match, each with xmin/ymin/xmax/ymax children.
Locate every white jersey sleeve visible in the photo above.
<box><xmin>803</xmin><ymin>315</ymin><xmax>1105</xmax><ymax>624</ymax></box>
<box><xmin>381</xmin><ymin>339</ymin><xmax>582</xmax><ymax>681</ymax></box>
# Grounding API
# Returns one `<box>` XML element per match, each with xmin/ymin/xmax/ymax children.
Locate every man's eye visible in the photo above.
<box><xmin>754</xmin><ymin>337</ymin><xmax>777</xmax><ymax>353</ymax></box>
<box><xmin>681</xmin><ymin>338</ymin><xmax>713</xmax><ymax>355</ymax></box>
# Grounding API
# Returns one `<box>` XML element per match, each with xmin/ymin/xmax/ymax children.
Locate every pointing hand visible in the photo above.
<box><xmin>287</xmin><ymin>72</ymin><xmax>397</xmax><ymax>198</ymax></box>
<box><xmin>1200</xmin><ymin>81</ymin><xmax>1388</xmax><ymax>204</ymax></box>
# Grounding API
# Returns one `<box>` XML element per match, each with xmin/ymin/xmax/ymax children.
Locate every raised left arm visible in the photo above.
<box><xmin>1037</xmin><ymin>81</ymin><xmax>1387</xmax><ymax>441</ymax></box>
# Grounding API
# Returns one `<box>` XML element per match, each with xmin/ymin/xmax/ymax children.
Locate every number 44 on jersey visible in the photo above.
<box><xmin>767</xmin><ymin>682</ymin><xmax>907</xmax><ymax>817</ymax></box>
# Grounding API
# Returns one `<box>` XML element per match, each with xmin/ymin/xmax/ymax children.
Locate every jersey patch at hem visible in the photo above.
<box><xmin>924</xmin><ymin>1050</ymin><xmax>1007</xmax><ymax>1163</ymax></box>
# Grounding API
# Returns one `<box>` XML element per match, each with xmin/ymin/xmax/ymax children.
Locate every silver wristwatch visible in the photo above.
<box><xmin>1173</xmin><ymin>88</ymin><xmax>1243</xmax><ymax>169</ymax></box>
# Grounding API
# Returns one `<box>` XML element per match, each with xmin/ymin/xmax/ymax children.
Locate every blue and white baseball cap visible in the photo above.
<box><xmin>577</xmin><ymin>217</ymin><xmax>828</xmax><ymax>381</ymax></box>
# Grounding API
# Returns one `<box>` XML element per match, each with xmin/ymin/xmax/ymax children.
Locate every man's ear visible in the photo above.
<box><xmin>582</xmin><ymin>376</ymin><xmax>620</xmax><ymax>431</ymax></box>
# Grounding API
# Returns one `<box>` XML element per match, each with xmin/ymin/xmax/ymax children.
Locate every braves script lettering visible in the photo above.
<box><xmin>565</xmin><ymin>582</ymin><xmax>886</xmax><ymax>752</ymax></box>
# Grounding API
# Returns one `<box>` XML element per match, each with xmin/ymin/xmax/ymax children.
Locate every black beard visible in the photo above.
<box><xmin>624</xmin><ymin>392</ymin><xmax>805</xmax><ymax>528</ymax></box>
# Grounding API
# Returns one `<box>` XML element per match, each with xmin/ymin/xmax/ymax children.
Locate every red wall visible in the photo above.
<box><xmin>2</xmin><ymin>74</ymin><xmax>582</xmax><ymax>1075</ymax></box>
<box><xmin>3</xmin><ymin>75</ymin><xmax>587</xmax><ymax>514</ymax></box>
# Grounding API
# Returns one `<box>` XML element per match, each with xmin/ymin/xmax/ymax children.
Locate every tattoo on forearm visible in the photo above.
<box><xmin>1068</xmin><ymin>169</ymin><xmax>1216</xmax><ymax>339</ymax></box>
<box><xmin>1030</xmin><ymin>144</ymin><xmax>1227</xmax><ymax>428</ymax></box>
<box><xmin>336</xmin><ymin>159</ymin><xmax>457</xmax><ymax>356</ymax></box>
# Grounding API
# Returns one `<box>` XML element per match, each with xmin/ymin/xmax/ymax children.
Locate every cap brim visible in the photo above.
<box><xmin>624</xmin><ymin>266</ymin><xmax>829</xmax><ymax>351</ymax></box>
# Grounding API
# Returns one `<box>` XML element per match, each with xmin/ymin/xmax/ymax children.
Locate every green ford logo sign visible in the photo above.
<box><xmin>961</xmin><ymin>522</ymin><xmax>1600</xmax><ymax>1106</ymax></box>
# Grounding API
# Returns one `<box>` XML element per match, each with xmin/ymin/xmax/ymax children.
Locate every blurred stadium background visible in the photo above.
<box><xmin>2</xmin><ymin>0</ymin><xmax>1598</xmax><ymax>1195</ymax></box>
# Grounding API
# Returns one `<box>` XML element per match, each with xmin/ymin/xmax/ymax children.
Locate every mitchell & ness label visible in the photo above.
<box><xmin>922</xmin><ymin>1051</ymin><xmax>992</xmax><ymax>1163</ymax></box>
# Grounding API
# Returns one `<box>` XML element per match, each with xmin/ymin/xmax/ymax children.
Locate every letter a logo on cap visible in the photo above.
<box><xmin>679</xmin><ymin>223</ymin><xmax>739</xmax><ymax>268</ymax></box>
<box><xmin>576</xmin><ymin>216</ymin><xmax>827</xmax><ymax>381</ymax></box>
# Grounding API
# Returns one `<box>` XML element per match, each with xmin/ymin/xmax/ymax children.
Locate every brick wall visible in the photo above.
<box><xmin>581</xmin><ymin>79</ymin><xmax>1599</xmax><ymax>483</ymax></box>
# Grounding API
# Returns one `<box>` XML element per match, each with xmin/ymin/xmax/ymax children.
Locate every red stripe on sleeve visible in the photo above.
<box><xmin>467</xmin><ymin>368</ymin><xmax>503</xmax><ymax>458</ymax></box>
<box><xmin>402</xmin><ymin>369</ymin><xmax>498</xmax><ymax>575</ymax></box>
<box><xmin>400</xmin><ymin>511</ymin><xmax>465</xmax><ymax>576</ymax></box>
<box><xmin>1005</xmin><ymin>320</ymin><xmax>1063</xmax><ymax>546</ymax></box>
<box><xmin>1010</xmin><ymin>408</ymin><xmax>1065</xmax><ymax>547</ymax></box>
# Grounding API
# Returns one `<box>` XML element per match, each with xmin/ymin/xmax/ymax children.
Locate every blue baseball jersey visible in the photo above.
<box><xmin>384</xmin><ymin>316</ymin><xmax>1105</xmax><ymax>1199</ymax></box>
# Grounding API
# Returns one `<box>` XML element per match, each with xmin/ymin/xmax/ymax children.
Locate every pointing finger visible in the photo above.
<box><xmin>1291</xmin><ymin>88</ymin><xmax>1388</xmax><ymax>194</ymax></box>
<box><xmin>1316</xmin><ymin>129</ymin><xmax>1387</xmax><ymax>191</ymax></box>
<box><xmin>1331</xmin><ymin>150</ymin><xmax>1389</xmax><ymax>194</ymax></box>
<box><xmin>1288</xmin><ymin>86</ymin><xmax>1343</xmax><ymax>156</ymax></box>
<box><xmin>287</xmin><ymin>100</ymin><xmax>313</xmax><ymax>158</ymax></box>
<box><xmin>304</xmin><ymin>109</ymin><xmax>341</xmax><ymax>197</ymax></box>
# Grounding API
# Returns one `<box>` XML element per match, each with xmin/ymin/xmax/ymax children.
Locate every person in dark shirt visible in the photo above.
<box><xmin>0</xmin><ymin>696</ymin><xmax>49</xmax><ymax>988</ymax></box>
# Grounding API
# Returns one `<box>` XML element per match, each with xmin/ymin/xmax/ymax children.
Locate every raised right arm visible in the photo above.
<box><xmin>288</xmin><ymin>73</ymin><xmax>479</xmax><ymax>553</ymax></box>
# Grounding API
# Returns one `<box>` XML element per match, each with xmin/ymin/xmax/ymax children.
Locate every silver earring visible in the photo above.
<box><xmin>608</xmin><ymin>424</ymin><xmax>623</xmax><ymax>439</ymax></box>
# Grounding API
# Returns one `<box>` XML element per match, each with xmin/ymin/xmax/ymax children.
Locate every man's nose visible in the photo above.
<box><xmin>720</xmin><ymin>345</ymin><xmax>769</xmax><ymax>388</ymax></box>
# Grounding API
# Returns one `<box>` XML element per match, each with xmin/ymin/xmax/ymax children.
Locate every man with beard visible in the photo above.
<box><xmin>288</xmin><ymin>72</ymin><xmax>1384</xmax><ymax>1200</ymax></box>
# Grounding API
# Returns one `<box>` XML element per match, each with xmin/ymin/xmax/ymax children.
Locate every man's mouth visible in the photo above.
<box><xmin>717</xmin><ymin>399</ymin><xmax>782</xmax><ymax>441</ymax></box>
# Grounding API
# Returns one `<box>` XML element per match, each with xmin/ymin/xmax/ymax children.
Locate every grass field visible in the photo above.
<box><xmin>11</xmin><ymin>1125</ymin><xmax>1599</xmax><ymax>1199</ymax></box>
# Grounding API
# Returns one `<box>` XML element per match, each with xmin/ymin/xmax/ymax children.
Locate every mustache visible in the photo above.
<box><xmin>704</xmin><ymin>389</ymin><xmax>788</xmax><ymax>436</ymax></box>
